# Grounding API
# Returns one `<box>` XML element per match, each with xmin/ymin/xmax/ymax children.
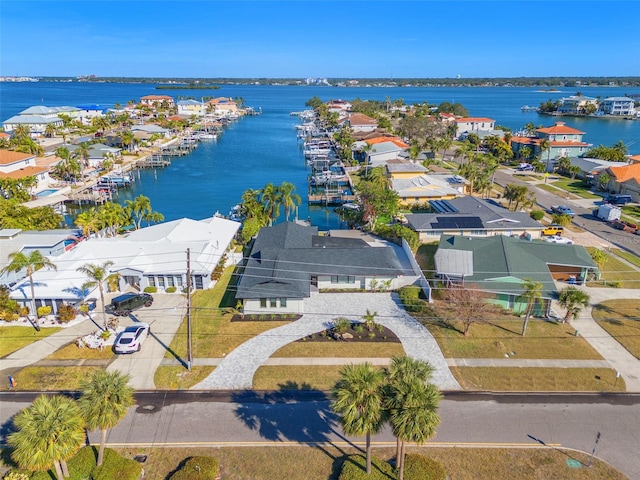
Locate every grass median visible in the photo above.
<box><xmin>451</xmin><ymin>367</ymin><xmax>625</xmax><ymax>392</ymax></box>
<box><xmin>586</xmin><ymin>248</ymin><xmax>640</xmax><ymax>288</ymax></box>
<box><xmin>8</xmin><ymin>366</ymin><xmax>102</xmax><ymax>390</ymax></box>
<box><xmin>592</xmin><ymin>299</ymin><xmax>640</xmax><ymax>359</ymax></box>
<box><xmin>115</xmin><ymin>446</ymin><xmax>626</xmax><ymax>480</ymax></box>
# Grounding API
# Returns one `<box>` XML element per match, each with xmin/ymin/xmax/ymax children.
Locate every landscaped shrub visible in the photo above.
<box><xmin>404</xmin><ymin>454</ymin><xmax>447</xmax><ymax>480</ymax></box>
<box><xmin>36</xmin><ymin>305</ymin><xmax>52</xmax><ymax>319</ymax></box>
<box><xmin>166</xmin><ymin>286</ymin><xmax>177</xmax><ymax>293</ymax></box>
<box><xmin>399</xmin><ymin>285</ymin><xmax>430</xmax><ymax>313</ymax></box>
<box><xmin>3</xmin><ymin>471</ymin><xmax>31</xmax><ymax>480</ymax></box>
<box><xmin>529</xmin><ymin>209</ymin><xmax>545</xmax><ymax>221</ymax></box>
<box><xmin>169</xmin><ymin>456</ymin><xmax>220</xmax><ymax>480</ymax></box>
<box><xmin>91</xmin><ymin>448</ymin><xmax>141</xmax><ymax>480</ymax></box>
<box><xmin>338</xmin><ymin>454</ymin><xmax>394</xmax><ymax>480</ymax></box>
<box><xmin>144</xmin><ymin>286</ymin><xmax>158</xmax><ymax>293</ymax></box>
<box><xmin>30</xmin><ymin>445</ymin><xmax>97</xmax><ymax>480</ymax></box>
<box><xmin>332</xmin><ymin>317</ymin><xmax>351</xmax><ymax>334</ymax></box>
<box><xmin>57</xmin><ymin>304</ymin><xmax>77</xmax><ymax>323</ymax></box>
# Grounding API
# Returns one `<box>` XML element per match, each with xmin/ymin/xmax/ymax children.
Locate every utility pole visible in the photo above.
<box><xmin>186</xmin><ymin>248</ymin><xmax>192</xmax><ymax>370</ymax></box>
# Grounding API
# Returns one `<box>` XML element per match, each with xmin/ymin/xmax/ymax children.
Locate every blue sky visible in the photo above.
<box><xmin>1</xmin><ymin>0</ymin><xmax>639</xmax><ymax>78</ymax></box>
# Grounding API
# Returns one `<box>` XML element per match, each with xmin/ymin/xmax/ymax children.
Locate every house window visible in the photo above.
<box><xmin>331</xmin><ymin>275</ymin><xmax>355</xmax><ymax>284</ymax></box>
<box><xmin>149</xmin><ymin>276</ymin><xmax>156</xmax><ymax>287</ymax></box>
<box><xmin>270</xmin><ymin>298</ymin><xmax>277</xmax><ymax>308</ymax></box>
<box><xmin>260</xmin><ymin>298</ymin><xmax>267</xmax><ymax>308</ymax></box>
<box><xmin>167</xmin><ymin>276</ymin><xmax>175</xmax><ymax>287</ymax></box>
<box><xmin>280</xmin><ymin>298</ymin><xmax>287</xmax><ymax>307</ymax></box>
<box><xmin>194</xmin><ymin>275</ymin><xmax>203</xmax><ymax>289</ymax></box>
<box><xmin>158</xmin><ymin>276</ymin><xmax>165</xmax><ymax>288</ymax></box>
<box><xmin>470</xmin><ymin>230</ymin><xmax>488</xmax><ymax>236</ymax></box>
<box><xmin>176</xmin><ymin>276</ymin><xmax>183</xmax><ymax>287</ymax></box>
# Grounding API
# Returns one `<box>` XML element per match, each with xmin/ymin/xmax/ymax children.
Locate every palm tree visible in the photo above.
<box><xmin>124</xmin><ymin>195</ymin><xmax>153</xmax><ymax>230</ymax></box>
<box><xmin>260</xmin><ymin>183</ymin><xmax>282</xmax><ymax>226</ymax></box>
<box><xmin>78</xmin><ymin>370</ymin><xmax>134</xmax><ymax>466</ymax></box>
<box><xmin>74</xmin><ymin>207</ymin><xmax>101</xmax><ymax>237</ymax></box>
<box><xmin>558</xmin><ymin>286</ymin><xmax>590</xmax><ymax>323</ymax></box>
<box><xmin>362</xmin><ymin>308</ymin><xmax>378</xmax><ymax>331</ymax></box>
<box><xmin>1</xmin><ymin>251</ymin><xmax>57</xmax><ymax>330</ymax></box>
<box><xmin>539</xmin><ymin>138</ymin><xmax>551</xmax><ymax>171</ymax></box>
<box><xmin>519</xmin><ymin>279</ymin><xmax>543</xmax><ymax>336</ymax></box>
<box><xmin>278</xmin><ymin>181</ymin><xmax>301</xmax><ymax>221</ymax></box>
<box><xmin>9</xmin><ymin>395</ymin><xmax>85</xmax><ymax>480</ymax></box>
<box><xmin>332</xmin><ymin>362</ymin><xmax>387</xmax><ymax>474</ymax></box>
<box><xmin>385</xmin><ymin>356</ymin><xmax>441</xmax><ymax>480</ymax></box>
<box><xmin>77</xmin><ymin>261</ymin><xmax>115</xmax><ymax>330</ymax></box>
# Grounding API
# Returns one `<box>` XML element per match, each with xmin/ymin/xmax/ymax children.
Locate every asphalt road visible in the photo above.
<box><xmin>2</xmin><ymin>392</ymin><xmax>639</xmax><ymax>478</ymax></box>
<box><xmin>493</xmin><ymin>169</ymin><xmax>640</xmax><ymax>256</ymax></box>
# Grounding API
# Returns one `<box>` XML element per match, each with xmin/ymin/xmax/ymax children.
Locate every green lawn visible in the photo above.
<box><xmin>6</xmin><ymin>366</ymin><xmax>102</xmax><ymax>391</ymax></box>
<box><xmin>610</xmin><ymin>248</ymin><xmax>640</xmax><ymax>269</ymax></box>
<box><xmin>0</xmin><ymin>326</ymin><xmax>61</xmax><ymax>358</ymax></box>
<box><xmin>272</xmin><ymin>341</ymin><xmax>405</xmax><ymax>358</ymax></box>
<box><xmin>452</xmin><ymin>367</ymin><xmax>625</xmax><ymax>392</ymax></box>
<box><xmin>422</xmin><ymin>317</ymin><xmax>602</xmax><ymax>360</ymax></box>
<box><xmin>154</xmin><ymin>365</ymin><xmax>215</xmax><ymax>389</ymax></box>
<box><xmin>551</xmin><ymin>178</ymin><xmax>601</xmax><ymax>199</ymax></box>
<box><xmin>621</xmin><ymin>204</ymin><xmax>640</xmax><ymax>220</ymax></box>
<box><xmin>586</xmin><ymin>247</ymin><xmax>640</xmax><ymax>288</ymax></box>
<box><xmin>536</xmin><ymin>183</ymin><xmax>580</xmax><ymax>200</ymax></box>
<box><xmin>592</xmin><ymin>299</ymin><xmax>640</xmax><ymax>359</ymax></box>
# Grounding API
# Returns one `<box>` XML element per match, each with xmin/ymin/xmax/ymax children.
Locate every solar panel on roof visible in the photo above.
<box><xmin>430</xmin><ymin>200</ymin><xmax>458</xmax><ymax>213</ymax></box>
<box><xmin>432</xmin><ymin>216</ymin><xmax>484</xmax><ymax>229</ymax></box>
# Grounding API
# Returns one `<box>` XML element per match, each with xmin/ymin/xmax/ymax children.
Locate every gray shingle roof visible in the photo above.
<box><xmin>406</xmin><ymin>196</ymin><xmax>544</xmax><ymax>232</ymax></box>
<box><xmin>236</xmin><ymin>222</ymin><xmax>406</xmax><ymax>299</ymax></box>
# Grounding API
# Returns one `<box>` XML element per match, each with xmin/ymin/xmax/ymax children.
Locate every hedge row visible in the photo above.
<box><xmin>338</xmin><ymin>453</ymin><xmax>446</xmax><ymax>480</ymax></box>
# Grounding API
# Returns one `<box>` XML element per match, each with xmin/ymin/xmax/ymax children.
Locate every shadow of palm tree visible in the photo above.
<box><xmin>232</xmin><ymin>384</ymin><xmax>360</xmax><ymax>462</ymax></box>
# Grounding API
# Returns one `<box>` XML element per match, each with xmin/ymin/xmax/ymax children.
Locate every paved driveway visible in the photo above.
<box><xmin>108</xmin><ymin>294</ymin><xmax>187</xmax><ymax>389</ymax></box>
<box><xmin>194</xmin><ymin>293</ymin><xmax>460</xmax><ymax>391</ymax></box>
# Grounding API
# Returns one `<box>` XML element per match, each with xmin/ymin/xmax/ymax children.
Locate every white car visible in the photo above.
<box><xmin>544</xmin><ymin>235</ymin><xmax>574</xmax><ymax>245</ymax></box>
<box><xmin>113</xmin><ymin>323</ymin><xmax>150</xmax><ymax>354</ymax></box>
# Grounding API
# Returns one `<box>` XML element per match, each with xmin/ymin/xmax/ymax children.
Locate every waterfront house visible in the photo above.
<box><xmin>235</xmin><ymin>222</ymin><xmax>417</xmax><ymax>314</ymax></box>
<box><xmin>386</xmin><ymin>159</ymin><xmax>429</xmax><ymax>179</ymax></box>
<box><xmin>326</xmin><ymin>99</ymin><xmax>352</xmax><ymax>113</ymax></box>
<box><xmin>598</xmin><ymin>97</ymin><xmax>636</xmax><ymax>116</ymax></box>
<box><xmin>177</xmin><ymin>99</ymin><xmax>206</xmax><ymax>117</ymax></box>
<box><xmin>206</xmin><ymin>97</ymin><xmax>239</xmax><ymax>116</ymax></box>
<box><xmin>557</xmin><ymin>95</ymin><xmax>598</xmax><ymax>115</ymax></box>
<box><xmin>2</xmin><ymin>106</ymin><xmax>71</xmax><ymax>136</ymax></box>
<box><xmin>510</xmin><ymin>122</ymin><xmax>591</xmax><ymax>171</ymax></box>
<box><xmin>406</xmin><ymin>196</ymin><xmax>544</xmax><ymax>241</ymax></box>
<box><xmin>140</xmin><ymin>95</ymin><xmax>175</xmax><ymax>109</ymax></box>
<box><xmin>365</xmin><ymin>141</ymin><xmax>408</xmax><ymax>167</ymax></box>
<box><xmin>434</xmin><ymin>234</ymin><xmax>598</xmax><ymax>315</ymax></box>
<box><xmin>603</xmin><ymin>163</ymin><xmax>640</xmax><ymax>202</ymax></box>
<box><xmin>391</xmin><ymin>174</ymin><xmax>466</xmax><ymax>205</ymax></box>
<box><xmin>7</xmin><ymin>216</ymin><xmax>240</xmax><ymax>314</ymax></box>
<box><xmin>454</xmin><ymin>117</ymin><xmax>495</xmax><ymax>139</ymax></box>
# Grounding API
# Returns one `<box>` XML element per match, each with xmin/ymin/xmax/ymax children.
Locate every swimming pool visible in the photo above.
<box><xmin>36</xmin><ymin>189</ymin><xmax>59</xmax><ymax>198</ymax></box>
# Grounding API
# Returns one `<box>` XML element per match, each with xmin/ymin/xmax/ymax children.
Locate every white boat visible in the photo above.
<box><xmin>199</xmin><ymin>132</ymin><xmax>217</xmax><ymax>140</ymax></box>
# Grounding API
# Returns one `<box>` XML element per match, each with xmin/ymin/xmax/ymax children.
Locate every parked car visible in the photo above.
<box><xmin>113</xmin><ymin>323</ymin><xmax>150</xmax><ymax>354</ymax></box>
<box><xmin>550</xmin><ymin>205</ymin><xmax>575</xmax><ymax>217</ymax></box>
<box><xmin>106</xmin><ymin>293</ymin><xmax>153</xmax><ymax>317</ymax></box>
<box><xmin>541</xmin><ymin>224</ymin><xmax>564</xmax><ymax>236</ymax></box>
<box><xmin>606</xmin><ymin>194</ymin><xmax>633</xmax><ymax>205</ymax></box>
<box><xmin>544</xmin><ymin>235</ymin><xmax>574</xmax><ymax>245</ymax></box>
<box><xmin>517</xmin><ymin>163</ymin><xmax>535</xmax><ymax>172</ymax></box>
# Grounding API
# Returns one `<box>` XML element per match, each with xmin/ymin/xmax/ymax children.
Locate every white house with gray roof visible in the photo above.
<box><xmin>236</xmin><ymin>222</ymin><xmax>417</xmax><ymax>314</ymax></box>
<box><xmin>405</xmin><ymin>196</ymin><xmax>545</xmax><ymax>241</ymax></box>
<box><xmin>2</xmin><ymin>106</ymin><xmax>80</xmax><ymax>135</ymax></box>
<box><xmin>598</xmin><ymin>97</ymin><xmax>636</xmax><ymax>116</ymax></box>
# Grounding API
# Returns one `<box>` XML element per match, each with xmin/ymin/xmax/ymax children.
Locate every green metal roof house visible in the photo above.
<box><xmin>435</xmin><ymin>234</ymin><xmax>598</xmax><ymax>315</ymax></box>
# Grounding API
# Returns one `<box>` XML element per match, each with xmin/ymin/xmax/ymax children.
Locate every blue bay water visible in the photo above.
<box><xmin>1</xmin><ymin>82</ymin><xmax>639</xmax><ymax>228</ymax></box>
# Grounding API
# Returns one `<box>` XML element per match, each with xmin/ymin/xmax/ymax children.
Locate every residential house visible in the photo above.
<box><xmin>510</xmin><ymin>122</ymin><xmax>591</xmax><ymax>171</ymax></box>
<box><xmin>434</xmin><ymin>234</ymin><xmax>598</xmax><ymax>315</ymax></box>
<box><xmin>347</xmin><ymin>113</ymin><xmax>378</xmax><ymax>133</ymax></box>
<box><xmin>603</xmin><ymin>163</ymin><xmax>640</xmax><ymax>201</ymax></box>
<box><xmin>454</xmin><ymin>117</ymin><xmax>495</xmax><ymax>139</ymax></box>
<box><xmin>391</xmin><ymin>174</ymin><xmax>466</xmax><ymax>206</ymax></box>
<box><xmin>629</xmin><ymin>154</ymin><xmax>640</xmax><ymax>164</ymax></box>
<box><xmin>236</xmin><ymin>222</ymin><xmax>417</xmax><ymax>314</ymax></box>
<box><xmin>206</xmin><ymin>97</ymin><xmax>239</xmax><ymax>116</ymax></box>
<box><xmin>366</xmin><ymin>141</ymin><xmax>408</xmax><ymax>167</ymax></box>
<box><xmin>74</xmin><ymin>105</ymin><xmax>108</xmax><ymax>125</ymax></box>
<box><xmin>599</xmin><ymin>97</ymin><xmax>636</xmax><ymax>116</ymax></box>
<box><xmin>557</xmin><ymin>96</ymin><xmax>598</xmax><ymax>115</ymax></box>
<box><xmin>140</xmin><ymin>95</ymin><xmax>176</xmax><ymax>109</ymax></box>
<box><xmin>563</xmin><ymin>157</ymin><xmax>624</xmax><ymax>183</ymax></box>
<box><xmin>177</xmin><ymin>99</ymin><xmax>206</xmax><ymax>117</ymax></box>
<box><xmin>0</xmin><ymin>228</ymin><xmax>83</xmax><ymax>286</ymax></box>
<box><xmin>7</xmin><ymin>216</ymin><xmax>241</xmax><ymax>314</ymax></box>
<box><xmin>326</xmin><ymin>99</ymin><xmax>352</xmax><ymax>113</ymax></box>
<box><xmin>2</xmin><ymin>105</ymin><xmax>73</xmax><ymax>135</ymax></box>
<box><xmin>405</xmin><ymin>196</ymin><xmax>544</xmax><ymax>241</ymax></box>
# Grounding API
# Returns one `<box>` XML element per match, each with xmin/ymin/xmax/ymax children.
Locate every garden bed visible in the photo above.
<box><xmin>297</xmin><ymin>322</ymin><xmax>401</xmax><ymax>343</ymax></box>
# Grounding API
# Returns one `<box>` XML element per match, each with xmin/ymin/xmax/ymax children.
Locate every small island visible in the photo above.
<box><xmin>156</xmin><ymin>84</ymin><xmax>220</xmax><ymax>90</ymax></box>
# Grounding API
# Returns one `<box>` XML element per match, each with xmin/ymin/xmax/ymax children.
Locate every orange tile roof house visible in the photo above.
<box><xmin>0</xmin><ymin>150</ymin><xmax>50</xmax><ymax>187</ymax></box>
<box><xmin>346</xmin><ymin>113</ymin><xmax>378</xmax><ymax>133</ymax></box>
<box><xmin>510</xmin><ymin>122</ymin><xmax>591</xmax><ymax>171</ymax></box>
<box><xmin>140</xmin><ymin>95</ymin><xmax>175</xmax><ymax>108</ymax></box>
<box><xmin>604</xmin><ymin>163</ymin><xmax>640</xmax><ymax>202</ymax></box>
